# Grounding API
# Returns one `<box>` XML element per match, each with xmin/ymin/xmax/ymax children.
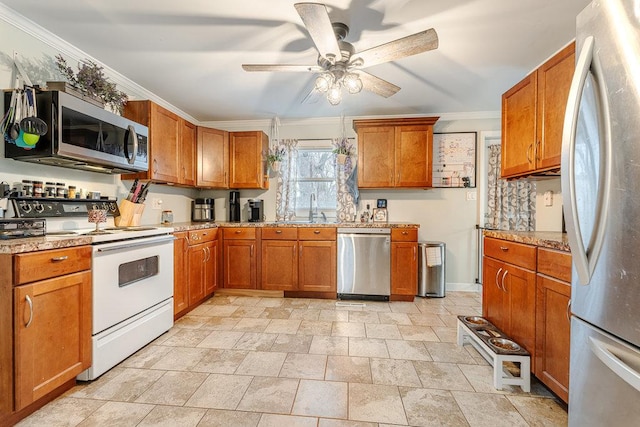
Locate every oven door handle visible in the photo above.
<box><xmin>96</xmin><ymin>235</ymin><xmax>176</xmax><ymax>252</ymax></box>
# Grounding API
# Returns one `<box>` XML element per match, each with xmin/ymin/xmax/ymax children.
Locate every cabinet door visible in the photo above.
<box><xmin>205</xmin><ymin>240</ymin><xmax>218</xmax><ymax>296</ymax></box>
<box><xmin>298</xmin><ymin>241</ymin><xmax>336</xmax><ymax>292</ymax></box>
<box><xmin>536</xmin><ymin>274</ymin><xmax>571</xmax><ymax>402</ymax></box>
<box><xmin>391</xmin><ymin>242</ymin><xmax>417</xmax><ymax>295</ymax></box>
<box><xmin>149</xmin><ymin>103</ymin><xmax>181</xmax><ymax>182</ymax></box>
<box><xmin>262</xmin><ymin>240</ymin><xmax>298</xmax><ymax>291</ymax></box>
<box><xmin>179</xmin><ymin>119</ymin><xmax>197</xmax><ymax>186</ymax></box>
<box><xmin>501</xmin><ymin>72</ymin><xmax>537</xmax><ymax>178</ymax></box>
<box><xmin>395</xmin><ymin>125</ymin><xmax>433</xmax><ymax>187</ymax></box>
<box><xmin>357</xmin><ymin>126</ymin><xmax>395</xmax><ymax>188</ymax></box>
<box><xmin>482</xmin><ymin>256</ymin><xmax>507</xmax><ymax>330</ymax></box>
<box><xmin>197</xmin><ymin>127</ymin><xmax>229</xmax><ymax>188</ymax></box>
<box><xmin>229</xmin><ymin>131</ymin><xmax>268</xmax><ymax>189</ymax></box>
<box><xmin>173</xmin><ymin>232</ymin><xmax>189</xmax><ymax>317</ymax></box>
<box><xmin>223</xmin><ymin>240</ymin><xmax>257</xmax><ymax>289</ymax></box>
<box><xmin>504</xmin><ymin>263</ymin><xmax>537</xmax><ymax>355</ymax></box>
<box><xmin>188</xmin><ymin>243</ymin><xmax>206</xmax><ymax>305</ymax></box>
<box><xmin>14</xmin><ymin>271</ymin><xmax>91</xmax><ymax>410</ymax></box>
<box><xmin>536</xmin><ymin>43</ymin><xmax>575</xmax><ymax>171</ymax></box>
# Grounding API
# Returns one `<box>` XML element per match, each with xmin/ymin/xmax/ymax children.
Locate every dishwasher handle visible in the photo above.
<box><xmin>337</xmin><ymin>227</ymin><xmax>391</xmax><ymax>235</ymax></box>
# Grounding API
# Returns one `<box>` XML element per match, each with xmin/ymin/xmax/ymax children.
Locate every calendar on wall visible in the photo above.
<box><xmin>432</xmin><ymin>132</ymin><xmax>477</xmax><ymax>188</ymax></box>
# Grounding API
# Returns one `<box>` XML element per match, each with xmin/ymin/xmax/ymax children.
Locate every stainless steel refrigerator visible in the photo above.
<box><xmin>562</xmin><ymin>0</ymin><xmax>640</xmax><ymax>425</ymax></box>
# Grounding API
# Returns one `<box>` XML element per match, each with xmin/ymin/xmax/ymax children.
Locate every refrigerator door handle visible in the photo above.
<box><xmin>589</xmin><ymin>336</ymin><xmax>640</xmax><ymax>393</ymax></box>
<box><xmin>561</xmin><ymin>35</ymin><xmax>612</xmax><ymax>285</ymax></box>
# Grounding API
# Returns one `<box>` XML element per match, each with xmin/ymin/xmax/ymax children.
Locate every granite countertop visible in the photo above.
<box><xmin>166</xmin><ymin>221</ymin><xmax>419</xmax><ymax>232</ymax></box>
<box><xmin>0</xmin><ymin>235</ymin><xmax>93</xmax><ymax>254</ymax></box>
<box><xmin>483</xmin><ymin>229</ymin><xmax>570</xmax><ymax>252</ymax></box>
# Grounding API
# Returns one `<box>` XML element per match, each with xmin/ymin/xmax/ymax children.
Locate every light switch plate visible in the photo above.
<box><xmin>151</xmin><ymin>198</ymin><xmax>163</xmax><ymax>210</ymax></box>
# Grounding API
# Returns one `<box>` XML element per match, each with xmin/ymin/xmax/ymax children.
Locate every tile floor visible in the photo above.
<box><xmin>17</xmin><ymin>292</ymin><xmax>568</xmax><ymax>427</ymax></box>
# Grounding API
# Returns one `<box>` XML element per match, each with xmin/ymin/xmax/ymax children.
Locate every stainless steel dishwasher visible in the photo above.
<box><xmin>337</xmin><ymin>227</ymin><xmax>391</xmax><ymax>300</ymax></box>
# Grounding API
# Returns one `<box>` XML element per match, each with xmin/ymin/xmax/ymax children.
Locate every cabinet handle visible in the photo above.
<box><xmin>250</xmin><ymin>245</ymin><xmax>254</xmax><ymax>257</ymax></box>
<box><xmin>51</xmin><ymin>256</ymin><xmax>68</xmax><ymax>262</ymax></box>
<box><xmin>526</xmin><ymin>143</ymin><xmax>533</xmax><ymax>163</ymax></box>
<box><xmin>536</xmin><ymin>140</ymin><xmax>541</xmax><ymax>161</ymax></box>
<box><xmin>402</xmin><ymin>231</ymin><xmax>408</xmax><ymax>235</ymax></box>
<box><xmin>313</xmin><ymin>230</ymin><xmax>321</xmax><ymax>234</ymax></box>
<box><xmin>499</xmin><ymin>246</ymin><xmax>508</xmax><ymax>252</ymax></box>
<box><xmin>413</xmin><ymin>245</ymin><xmax>416</xmax><ymax>261</ymax></box>
<box><xmin>153</xmin><ymin>158</ymin><xmax>158</xmax><ymax>174</ymax></box>
<box><xmin>300</xmin><ymin>246</ymin><xmax>303</xmax><ymax>257</ymax></box>
<box><xmin>495</xmin><ymin>267</ymin><xmax>503</xmax><ymax>289</ymax></box>
<box><xmin>500</xmin><ymin>270</ymin><xmax>508</xmax><ymax>292</ymax></box>
<box><xmin>275</xmin><ymin>230</ymin><xmax>282</xmax><ymax>234</ymax></box>
<box><xmin>235</xmin><ymin>230</ymin><xmax>242</xmax><ymax>234</ymax></box>
<box><xmin>567</xmin><ymin>299</ymin><xmax>572</xmax><ymax>323</ymax></box>
<box><xmin>397</xmin><ymin>172</ymin><xmax>400</xmax><ymax>182</ymax></box>
<box><xmin>25</xmin><ymin>295</ymin><xmax>33</xmax><ymax>328</ymax></box>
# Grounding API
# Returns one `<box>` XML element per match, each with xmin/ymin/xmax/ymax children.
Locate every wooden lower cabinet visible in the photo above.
<box><xmin>173</xmin><ymin>232</ymin><xmax>189</xmax><ymax>316</ymax></box>
<box><xmin>223</xmin><ymin>240</ymin><xmax>258</xmax><ymax>289</ymax></box>
<box><xmin>298</xmin><ymin>240</ymin><xmax>336</xmax><ymax>292</ymax></box>
<box><xmin>482</xmin><ymin>256</ymin><xmax>507</xmax><ymax>328</ymax></box>
<box><xmin>390</xmin><ymin>228</ymin><xmax>418</xmax><ymax>298</ymax></box>
<box><xmin>261</xmin><ymin>240</ymin><xmax>298</xmax><ymax>291</ymax></box>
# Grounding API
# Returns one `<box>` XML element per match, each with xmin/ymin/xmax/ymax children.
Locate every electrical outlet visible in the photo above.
<box><xmin>151</xmin><ymin>198</ymin><xmax>163</xmax><ymax>210</ymax></box>
<box><xmin>466</xmin><ymin>191</ymin><xmax>477</xmax><ymax>201</ymax></box>
<box><xmin>544</xmin><ymin>191</ymin><xmax>553</xmax><ymax>207</ymax></box>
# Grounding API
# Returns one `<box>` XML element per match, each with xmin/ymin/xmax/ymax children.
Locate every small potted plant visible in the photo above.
<box><xmin>333</xmin><ymin>138</ymin><xmax>354</xmax><ymax>173</ymax></box>
<box><xmin>266</xmin><ymin>146</ymin><xmax>286</xmax><ymax>172</ymax></box>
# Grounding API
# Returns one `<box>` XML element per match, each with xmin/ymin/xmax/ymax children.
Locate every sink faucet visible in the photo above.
<box><xmin>321</xmin><ymin>211</ymin><xmax>327</xmax><ymax>222</ymax></box>
<box><xmin>309</xmin><ymin>193</ymin><xmax>316</xmax><ymax>222</ymax></box>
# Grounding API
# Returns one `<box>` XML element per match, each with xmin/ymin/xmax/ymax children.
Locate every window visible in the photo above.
<box><xmin>292</xmin><ymin>140</ymin><xmax>336</xmax><ymax>220</ymax></box>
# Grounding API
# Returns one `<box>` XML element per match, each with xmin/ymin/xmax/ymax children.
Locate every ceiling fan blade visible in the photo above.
<box><xmin>242</xmin><ymin>64</ymin><xmax>323</xmax><ymax>72</ymax></box>
<box><xmin>294</xmin><ymin>2</ymin><xmax>341</xmax><ymax>62</ymax></box>
<box><xmin>358</xmin><ymin>71</ymin><xmax>401</xmax><ymax>98</ymax></box>
<box><xmin>352</xmin><ymin>28</ymin><xmax>438</xmax><ymax>69</ymax></box>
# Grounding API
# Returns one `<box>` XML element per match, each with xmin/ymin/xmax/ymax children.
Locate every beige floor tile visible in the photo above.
<box><xmin>506</xmin><ymin>395</ymin><xmax>568</xmax><ymax>426</ymax></box>
<box><xmin>208</xmin><ymin>296</ymin><xmax>237</xmax><ymax>305</ymax></box>
<box><xmin>260</xmin><ymin>307</ymin><xmax>293</xmax><ymax>319</ymax></box>
<box><xmin>292</xmin><ymin>379</ymin><xmax>348</xmax><ymax>418</ymax></box>
<box><xmin>187</xmin><ymin>304</ymin><xmax>215</xmax><ymax>316</ymax></box>
<box><xmin>197</xmin><ymin>330</ymin><xmax>245</xmax><ymax>349</ymax></box>
<box><xmin>290</xmin><ymin>308</ymin><xmax>321</xmax><ymax>320</ymax></box>
<box><xmin>424</xmin><ymin>342</ymin><xmax>477</xmax><ymax>364</ymax></box>
<box><xmin>174</xmin><ymin>315</ymin><xmax>208</xmax><ymax>329</ymax></box>
<box><xmin>236</xmin><ymin>376</ymin><xmax>299</xmax><ymax>413</ymax></box>
<box><xmin>119</xmin><ymin>344</ymin><xmax>172</xmax><ymax>368</ymax></box>
<box><xmin>235</xmin><ymin>350</ymin><xmax>287</xmax><ymax>376</ymax></box>
<box><xmin>332</xmin><ymin>321</ymin><xmax>366</xmax><ymax>337</ymax></box>
<box><xmin>256</xmin><ymin>298</ymin><xmax>285</xmax><ymax>307</ymax></box>
<box><xmin>233</xmin><ymin>318</ymin><xmax>271</xmax><ymax>332</ymax></box>
<box><xmin>413</xmin><ymin>361</ymin><xmax>474</xmax><ymax>391</ymax></box>
<box><xmin>400</xmin><ymin>387</ymin><xmax>469</xmax><ymax>426</ymax></box>
<box><xmin>68</xmin><ymin>367</ymin><xmax>126</xmax><ymax>398</ymax></box>
<box><xmin>233</xmin><ymin>296</ymin><xmax>261</xmax><ymax>306</ymax></box>
<box><xmin>151</xmin><ymin>346</ymin><xmax>209</xmax><ymax>371</ymax></box>
<box><xmin>161</xmin><ymin>328</ymin><xmax>212</xmax><ymax>347</ymax></box>
<box><xmin>397</xmin><ymin>324</ymin><xmax>440</xmax><ymax>341</ymax></box>
<box><xmin>318</xmin><ymin>419</ymin><xmax>377</xmax><ymax>427</ymax></box>
<box><xmin>185</xmin><ymin>373</ymin><xmax>253</xmax><ymax>409</ymax></box>
<box><xmin>319</xmin><ymin>309</ymin><xmax>349</xmax><ymax>322</ymax></box>
<box><xmin>264</xmin><ymin>318</ymin><xmax>302</xmax><ymax>334</ymax></box>
<box><xmin>207</xmin><ymin>305</ymin><xmax>240</xmax><ymax>317</ymax></box>
<box><xmin>137</xmin><ymin>405</ymin><xmax>207</xmax><ymax>427</ymax></box>
<box><xmin>231</xmin><ymin>306</ymin><xmax>266</xmax><ymax>318</ymax></box>
<box><xmin>192</xmin><ymin>349</ymin><xmax>248</xmax><ymax>374</ymax></box>
<box><xmin>361</xmin><ymin>301</ymin><xmax>391</xmax><ymax>313</ymax></box>
<box><xmin>233</xmin><ymin>332</ymin><xmax>277</xmax><ymax>350</ymax></box>
<box><xmin>257</xmin><ymin>413</ymin><xmax>318</xmax><ymax>427</ymax></box>
<box><xmin>281</xmin><ymin>298</ymin><xmax>311</xmax><ymax>308</ymax></box>
<box><xmin>150</xmin><ymin>327</ymin><xmax>180</xmax><ymax>345</ymax></box>
<box><xmin>452</xmin><ymin>391</ymin><xmax>528</xmax><ymax>426</ymax></box>
<box><xmin>464</xmin><ymin>344</ymin><xmax>491</xmax><ymax>366</ymax></box>
<box><xmin>433</xmin><ymin>326</ymin><xmax>458</xmax><ymax>343</ymax></box>
<box><xmin>438</xmin><ymin>314</ymin><xmax>461</xmax><ymax>328</ymax></box>
<box><xmin>15</xmin><ymin>397</ymin><xmax>105</xmax><ymax>427</ymax></box>
<box><xmin>370</xmin><ymin>358</ymin><xmax>421</xmax><ymax>387</ymax></box>
<box><xmin>271</xmin><ymin>333</ymin><xmax>313</xmax><ymax>353</ymax></box>
<box><xmin>385</xmin><ymin>339</ymin><xmax>432</xmax><ymax>361</ymax></box>
<box><xmin>348</xmin><ymin>383</ymin><xmax>407</xmax><ymax>425</ymax></box>
<box><xmin>309</xmin><ymin>335</ymin><xmax>349</xmax><ymax>355</ymax></box>
<box><xmin>297</xmin><ymin>320</ymin><xmax>333</xmax><ymax>336</ymax></box>
<box><xmin>201</xmin><ymin>317</ymin><xmax>240</xmax><ymax>331</ymax></box>
<box><xmin>348</xmin><ymin>337</ymin><xmax>389</xmax><ymax>358</ymax></box>
<box><xmin>279</xmin><ymin>353</ymin><xmax>327</xmax><ymax>379</ymax></box>
<box><xmin>365</xmin><ymin>323</ymin><xmax>402</xmax><ymax>339</ymax></box>
<box><xmin>408</xmin><ymin>313</ymin><xmax>447</xmax><ymax>327</ymax></box>
<box><xmin>325</xmin><ymin>355</ymin><xmax>372</xmax><ymax>383</ymax></box>
<box><xmin>348</xmin><ymin>311</ymin><xmax>380</xmax><ymax>324</ymax></box>
<box><xmin>76</xmin><ymin>401</ymin><xmax>154</xmax><ymax>426</ymax></box>
<box><xmin>80</xmin><ymin>368</ymin><xmax>165</xmax><ymax>401</ymax></box>
<box><xmin>389</xmin><ymin>301</ymin><xmax>422</xmax><ymax>313</ymax></box>
<box><xmin>378</xmin><ymin>312</ymin><xmax>412</xmax><ymax>325</ymax></box>
<box><xmin>135</xmin><ymin>371</ymin><xmax>207</xmax><ymax>405</ymax></box>
<box><xmin>198</xmin><ymin>409</ymin><xmax>261</xmax><ymax>427</ymax></box>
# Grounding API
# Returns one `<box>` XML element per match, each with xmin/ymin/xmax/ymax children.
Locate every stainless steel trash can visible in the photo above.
<box><xmin>417</xmin><ymin>241</ymin><xmax>446</xmax><ymax>297</ymax></box>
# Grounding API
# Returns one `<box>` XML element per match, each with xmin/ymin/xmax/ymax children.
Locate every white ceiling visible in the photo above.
<box><xmin>2</xmin><ymin>0</ymin><xmax>590</xmax><ymax>122</ymax></box>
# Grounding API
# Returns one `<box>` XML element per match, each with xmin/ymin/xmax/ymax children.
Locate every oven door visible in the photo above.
<box><xmin>91</xmin><ymin>234</ymin><xmax>174</xmax><ymax>334</ymax></box>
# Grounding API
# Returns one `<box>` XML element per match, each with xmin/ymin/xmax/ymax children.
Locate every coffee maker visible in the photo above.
<box><xmin>248</xmin><ymin>199</ymin><xmax>264</xmax><ymax>222</ymax></box>
<box><xmin>229</xmin><ymin>191</ymin><xmax>241</xmax><ymax>222</ymax></box>
<box><xmin>191</xmin><ymin>198</ymin><xmax>214</xmax><ymax>222</ymax></box>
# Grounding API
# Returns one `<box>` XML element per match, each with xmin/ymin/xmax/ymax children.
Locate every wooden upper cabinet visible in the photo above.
<box><xmin>354</xmin><ymin>117</ymin><xmax>438</xmax><ymax>188</ymax></box>
<box><xmin>501</xmin><ymin>42</ymin><xmax>575</xmax><ymax>178</ymax></box>
<box><xmin>197</xmin><ymin>127</ymin><xmax>229</xmax><ymax>188</ymax></box>
<box><xmin>179</xmin><ymin>119</ymin><xmax>196</xmax><ymax>186</ymax></box>
<box><xmin>229</xmin><ymin>131</ymin><xmax>269</xmax><ymax>189</ymax></box>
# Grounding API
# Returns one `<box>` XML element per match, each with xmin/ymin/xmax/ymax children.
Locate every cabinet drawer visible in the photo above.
<box><xmin>262</xmin><ymin>227</ymin><xmax>298</xmax><ymax>240</ymax></box>
<box><xmin>298</xmin><ymin>227</ymin><xmax>336</xmax><ymax>241</ymax></box>
<box><xmin>188</xmin><ymin>228</ymin><xmax>217</xmax><ymax>244</ymax></box>
<box><xmin>223</xmin><ymin>227</ymin><xmax>257</xmax><ymax>240</ymax></box>
<box><xmin>484</xmin><ymin>237</ymin><xmax>536</xmax><ymax>270</ymax></box>
<box><xmin>391</xmin><ymin>228</ymin><xmax>417</xmax><ymax>242</ymax></box>
<box><xmin>537</xmin><ymin>247</ymin><xmax>571</xmax><ymax>283</ymax></box>
<box><xmin>14</xmin><ymin>246</ymin><xmax>92</xmax><ymax>285</ymax></box>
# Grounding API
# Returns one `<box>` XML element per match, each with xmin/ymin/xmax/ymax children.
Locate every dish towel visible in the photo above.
<box><xmin>346</xmin><ymin>163</ymin><xmax>359</xmax><ymax>205</ymax></box>
<box><xmin>426</xmin><ymin>246</ymin><xmax>442</xmax><ymax>266</ymax></box>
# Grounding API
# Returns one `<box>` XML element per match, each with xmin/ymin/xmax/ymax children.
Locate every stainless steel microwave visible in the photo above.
<box><xmin>4</xmin><ymin>90</ymin><xmax>148</xmax><ymax>174</ymax></box>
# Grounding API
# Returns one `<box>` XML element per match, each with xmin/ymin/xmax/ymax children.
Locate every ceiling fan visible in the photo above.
<box><xmin>242</xmin><ymin>2</ymin><xmax>438</xmax><ymax>105</ymax></box>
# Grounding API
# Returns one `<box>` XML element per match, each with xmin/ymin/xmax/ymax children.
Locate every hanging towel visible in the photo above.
<box><xmin>346</xmin><ymin>163</ymin><xmax>359</xmax><ymax>205</ymax></box>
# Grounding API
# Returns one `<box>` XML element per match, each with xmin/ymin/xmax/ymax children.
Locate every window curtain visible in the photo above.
<box><xmin>334</xmin><ymin>137</ymin><xmax>358</xmax><ymax>222</ymax></box>
<box><xmin>485</xmin><ymin>144</ymin><xmax>536</xmax><ymax>231</ymax></box>
<box><xmin>275</xmin><ymin>139</ymin><xmax>298</xmax><ymax>221</ymax></box>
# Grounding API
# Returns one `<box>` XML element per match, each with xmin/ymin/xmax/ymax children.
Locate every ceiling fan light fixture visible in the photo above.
<box><xmin>327</xmin><ymin>83</ymin><xmax>343</xmax><ymax>105</ymax></box>
<box><xmin>315</xmin><ymin>73</ymin><xmax>333</xmax><ymax>93</ymax></box>
<box><xmin>343</xmin><ymin>72</ymin><xmax>363</xmax><ymax>94</ymax></box>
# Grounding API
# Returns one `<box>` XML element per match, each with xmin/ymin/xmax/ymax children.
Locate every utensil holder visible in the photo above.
<box><xmin>115</xmin><ymin>199</ymin><xmax>145</xmax><ymax>227</ymax></box>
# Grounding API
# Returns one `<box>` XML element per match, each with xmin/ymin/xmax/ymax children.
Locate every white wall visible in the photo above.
<box><xmin>535</xmin><ymin>178</ymin><xmax>563</xmax><ymax>231</ymax></box>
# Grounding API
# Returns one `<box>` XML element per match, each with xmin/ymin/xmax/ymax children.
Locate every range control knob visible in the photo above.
<box><xmin>19</xmin><ymin>201</ymin><xmax>32</xmax><ymax>213</ymax></box>
<box><xmin>34</xmin><ymin>203</ymin><xmax>45</xmax><ymax>213</ymax></box>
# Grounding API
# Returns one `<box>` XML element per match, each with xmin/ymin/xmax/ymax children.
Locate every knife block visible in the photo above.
<box><xmin>114</xmin><ymin>199</ymin><xmax>145</xmax><ymax>227</ymax></box>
